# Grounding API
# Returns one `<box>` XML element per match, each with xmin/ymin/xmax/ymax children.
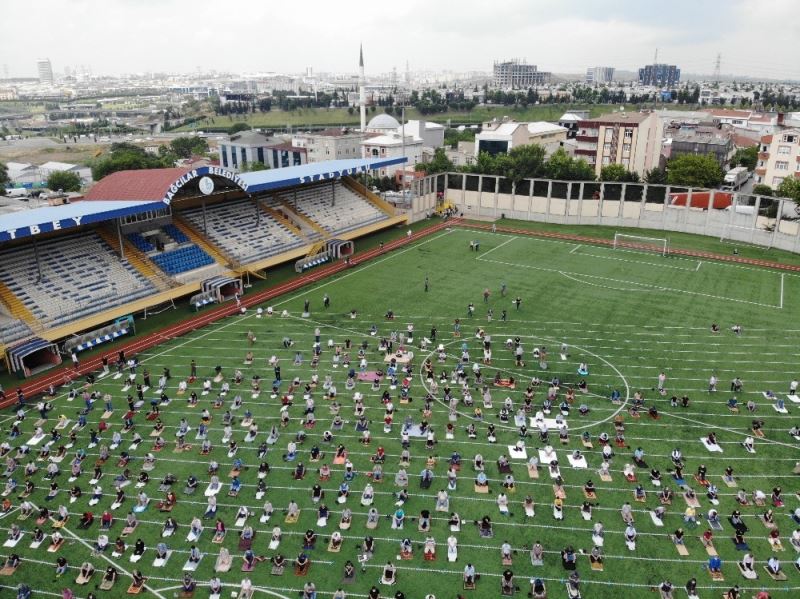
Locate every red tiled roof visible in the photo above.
<box><xmin>669</xmin><ymin>191</ymin><xmax>732</xmax><ymax>210</ymax></box>
<box><xmin>83</xmin><ymin>168</ymin><xmax>190</xmax><ymax>201</ymax></box>
<box><xmin>733</xmin><ymin>135</ymin><xmax>759</xmax><ymax>148</ymax></box>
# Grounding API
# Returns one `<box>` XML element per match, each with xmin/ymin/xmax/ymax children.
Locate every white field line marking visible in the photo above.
<box><xmin>478</xmin><ymin>235</ymin><xmax>515</xmax><ymax>258</ymax></box>
<box><xmin>128</xmin><ymin>230</ymin><xmax>455</xmax><ymax>370</ymax></box>
<box><xmin>468</xmin><ymin>228</ymin><xmax>800</xmax><ymax>279</ymax></box>
<box><xmin>696</xmin><ymin>260</ymin><xmax>702</xmax><ymax>271</ymax></box>
<box><xmin>480</xmin><ymin>256</ymin><xmax>781</xmax><ymax>309</ymax></box>
<box><xmin>574</xmin><ymin>248</ymin><xmax>698</xmax><ymax>271</ymax></box>
<box><xmin>30</xmin><ymin>501</ymin><xmax>169</xmax><ymax>599</ymax></box>
<box><xmin>780</xmin><ymin>273</ymin><xmax>785</xmax><ymax>309</ymax></box>
<box><xmin>569</xmin><ymin>243</ymin><xmax>581</xmax><ymax>254</ymax></box>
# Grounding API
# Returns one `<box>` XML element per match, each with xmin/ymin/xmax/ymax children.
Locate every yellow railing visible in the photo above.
<box><xmin>259</xmin><ymin>203</ymin><xmax>305</xmax><ymax>238</ymax></box>
<box><xmin>96</xmin><ymin>228</ymin><xmax>173</xmax><ymax>291</ymax></box>
<box><xmin>278</xmin><ymin>200</ymin><xmax>329</xmax><ymax>239</ymax></box>
<box><xmin>0</xmin><ymin>280</ymin><xmax>40</xmax><ymax>329</ymax></box>
<box><xmin>342</xmin><ymin>176</ymin><xmax>396</xmax><ymax>216</ymax></box>
<box><xmin>170</xmin><ymin>216</ymin><xmax>234</xmax><ymax>267</ymax></box>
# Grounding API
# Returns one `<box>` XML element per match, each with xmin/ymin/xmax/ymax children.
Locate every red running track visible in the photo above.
<box><xmin>9</xmin><ymin>217</ymin><xmax>797</xmax><ymax>405</ymax></box>
<box><xmin>5</xmin><ymin>219</ymin><xmax>456</xmax><ymax>407</ymax></box>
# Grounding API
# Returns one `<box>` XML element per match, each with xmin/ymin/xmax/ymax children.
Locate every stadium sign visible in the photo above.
<box><xmin>1</xmin><ymin>215</ymin><xmax>87</xmax><ymax>240</ymax></box>
<box><xmin>298</xmin><ymin>165</ymin><xmax>368</xmax><ymax>185</ymax></box>
<box><xmin>161</xmin><ymin>167</ymin><xmax>249</xmax><ymax>205</ymax></box>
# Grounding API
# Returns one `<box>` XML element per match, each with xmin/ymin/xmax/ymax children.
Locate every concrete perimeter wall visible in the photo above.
<box><xmin>409</xmin><ymin>173</ymin><xmax>800</xmax><ymax>254</ymax></box>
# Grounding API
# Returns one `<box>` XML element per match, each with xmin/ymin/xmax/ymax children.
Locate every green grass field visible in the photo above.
<box><xmin>3</xmin><ymin>226</ymin><xmax>800</xmax><ymax>599</ymax></box>
<box><xmin>175</xmin><ymin>103</ymin><xmax>685</xmax><ymax>131</ymax></box>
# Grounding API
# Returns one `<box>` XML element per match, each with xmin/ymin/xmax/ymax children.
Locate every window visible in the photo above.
<box><xmin>604</xmin><ymin>129</ymin><xmax>614</xmax><ymax>140</ymax></box>
<box><xmin>602</xmin><ymin>156</ymin><xmax>610</xmax><ymax>165</ymax></box>
<box><xmin>221</xmin><ymin>145</ymin><xmax>228</xmax><ymax>168</ymax></box>
<box><xmin>603</xmin><ymin>142</ymin><xmax>611</xmax><ymax>152</ymax></box>
<box><xmin>622</xmin><ymin>158</ymin><xmax>630</xmax><ymax>167</ymax></box>
<box><xmin>622</xmin><ymin>143</ymin><xmax>631</xmax><ymax>153</ymax></box>
<box><xmin>623</xmin><ymin>129</ymin><xmax>633</xmax><ymax>140</ymax></box>
<box><xmin>772</xmin><ymin>176</ymin><xmax>784</xmax><ymax>186</ymax></box>
<box><xmin>778</xmin><ymin>145</ymin><xmax>791</xmax><ymax>154</ymax></box>
<box><xmin>257</xmin><ymin>147</ymin><xmax>264</xmax><ymax>164</ymax></box>
<box><xmin>240</xmin><ymin>147</ymin><xmax>247</xmax><ymax>165</ymax></box>
<box><xmin>775</xmin><ymin>161</ymin><xmax>789</xmax><ymax>171</ymax></box>
<box><xmin>782</xmin><ymin>134</ymin><xmax>796</xmax><ymax>143</ymax></box>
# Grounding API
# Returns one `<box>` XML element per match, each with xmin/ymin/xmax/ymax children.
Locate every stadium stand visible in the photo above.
<box><xmin>180</xmin><ymin>198</ymin><xmax>305</xmax><ymax>262</ymax></box>
<box><xmin>286</xmin><ymin>181</ymin><xmax>389</xmax><ymax>235</ymax></box>
<box><xmin>149</xmin><ymin>244</ymin><xmax>215</xmax><ymax>275</ymax></box>
<box><xmin>0</xmin><ymin>232</ymin><xmax>158</xmax><ymax>327</ymax></box>
<box><xmin>0</xmin><ymin>313</ymin><xmax>34</xmax><ymax>345</ymax></box>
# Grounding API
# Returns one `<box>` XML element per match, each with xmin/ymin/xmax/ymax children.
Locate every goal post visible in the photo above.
<box><xmin>719</xmin><ymin>224</ymin><xmax>771</xmax><ymax>249</ymax></box>
<box><xmin>612</xmin><ymin>233</ymin><xmax>669</xmax><ymax>256</ymax></box>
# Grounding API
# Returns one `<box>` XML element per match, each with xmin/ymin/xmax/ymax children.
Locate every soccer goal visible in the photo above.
<box><xmin>612</xmin><ymin>233</ymin><xmax>670</xmax><ymax>256</ymax></box>
<box><xmin>719</xmin><ymin>224</ymin><xmax>771</xmax><ymax>249</ymax></box>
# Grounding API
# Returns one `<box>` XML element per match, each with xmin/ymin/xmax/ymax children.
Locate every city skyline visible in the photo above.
<box><xmin>1</xmin><ymin>0</ymin><xmax>798</xmax><ymax>81</ymax></box>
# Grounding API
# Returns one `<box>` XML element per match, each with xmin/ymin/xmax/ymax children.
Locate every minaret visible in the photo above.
<box><xmin>359</xmin><ymin>44</ymin><xmax>366</xmax><ymax>132</ymax></box>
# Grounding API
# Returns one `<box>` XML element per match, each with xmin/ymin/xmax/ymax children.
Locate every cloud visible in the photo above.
<box><xmin>0</xmin><ymin>0</ymin><xmax>797</xmax><ymax>79</ymax></box>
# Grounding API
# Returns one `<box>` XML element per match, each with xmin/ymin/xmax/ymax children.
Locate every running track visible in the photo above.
<box><xmin>6</xmin><ymin>218</ymin><xmax>799</xmax><ymax>406</ymax></box>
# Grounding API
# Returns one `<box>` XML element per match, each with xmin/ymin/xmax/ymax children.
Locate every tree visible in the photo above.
<box><xmin>752</xmin><ymin>183</ymin><xmax>773</xmax><ymax>197</ymax></box>
<box><xmin>46</xmin><ymin>170</ymin><xmax>82</xmax><ymax>192</ymax></box>
<box><xmin>226</xmin><ymin>123</ymin><xmax>250</xmax><ymax>135</ymax></box>
<box><xmin>600</xmin><ymin>163</ymin><xmax>639</xmax><ymax>182</ymax></box>
<box><xmin>415</xmin><ymin>148</ymin><xmax>453</xmax><ymax>175</ymax></box>
<box><xmin>170</xmin><ymin>136</ymin><xmax>209</xmax><ymax>159</ymax></box>
<box><xmin>644</xmin><ymin>167</ymin><xmax>668</xmax><ymax>185</ymax></box>
<box><xmin>91</xmin><ymin>142</ymin><xmax>175</xmax><ymax>180</ymax></box>
<box><xmin>544</xmin><ymin>148</ymin><xmax>595</xmax><ymax>181</ymax></box>
<box><xmin>776</xmin><ymin>177</ymin><xmax>800</xmax><ymax>204</ymax></box>
<box><xmin>730</xmin><ymin>146</ymin><xmax>758</xmax><ymax>171</ymax></box>
<box><xmin>505</xmin><ymin>144</ymin><xmax>547</xmax><ymax>182</ymax></box>
<box><xmin>666</xmin><ymin>154</ymin><xmax>723</xmax><ymax>188</ymax></box>
<box><xmin>240</xmin><ymin>161</ymin><xmax>269</xmax><ymax>173</ymax></box>
<box><xmin>0</xmin><ymin>162</ymin><xmax>9</xmax><ymax>192</ymax></box>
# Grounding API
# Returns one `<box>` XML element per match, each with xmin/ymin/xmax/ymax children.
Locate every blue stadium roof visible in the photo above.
<box><xmin>0</xmin><ymin>156</ymin><xmax>407</xmax><ymax>243</ymax></box>
<box><xmin>0</xmin><ymin>200</ymin><xmax>164</xmax><ymax>243</ymax></box>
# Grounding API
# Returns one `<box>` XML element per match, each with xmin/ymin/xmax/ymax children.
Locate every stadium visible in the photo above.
<box><xmin>0</xmin><ymin>159</ymin><xmax>798</xmax><ymax>599</ymax></box>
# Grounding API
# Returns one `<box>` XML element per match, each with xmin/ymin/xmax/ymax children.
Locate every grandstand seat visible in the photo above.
<box><xmin>126</xmin><ymin>232</ymin><xmax>155</xmax><ymax>253</ymax></box>
<box><xmin>287</xmin><ymin>182</ymin><xmax>388</xmax><ymax>235</ymax></box>
<box><xmin>0</xmin><ymin>232</ymin><xmax>158</xmax><ymax>328</ymax></box>
<box><xmin>150</xmin><ymin>245</ymin><xmax>214</xmax><ymax>275</ymax></box>
<box><xmin>180</xmin><ymin>199</ymin><xmax>304</xmax><ymax>263</ymax></box>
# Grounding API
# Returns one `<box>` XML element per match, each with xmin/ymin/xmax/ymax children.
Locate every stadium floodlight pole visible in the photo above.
<box><xmin>117</xmin><ymin>219</ymin><xmax>125</xmax><ymax>261</ymax></box>
<box><xmin>401</xmin><ymin>104</ymin><xmax>406</xmax><ymax>188</ymax></box>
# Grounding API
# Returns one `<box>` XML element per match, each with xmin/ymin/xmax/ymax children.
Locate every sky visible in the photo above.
<box><xmin>2</xmin><ymin>0</ymin><xmax>798</xmax><ymax>80</ymax></box>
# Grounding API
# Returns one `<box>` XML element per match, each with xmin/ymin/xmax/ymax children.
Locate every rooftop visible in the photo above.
<box><xmin>527</xmin><ymin>122</ymin><xmax>567</xmax><ymax>136</ymax></box>
<box><xmin>580</xmin><ymin>112</ymin><xmax>653</xmax><ymax>125</ymax></box>
<box><xmin>84</xmin><ymin>168</ymin><xmax>190</xmax><ymax>202</ymax></box>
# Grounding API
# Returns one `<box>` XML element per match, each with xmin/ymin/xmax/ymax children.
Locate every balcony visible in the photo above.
<box><xmin>575</xmin><ymin>134</ymin><xmax>598</xmax><ymax>143</ymax></box>
<box><xmin>758</xmin><ymin>152</ymin><xmax>770</xmax><ymax>160</ymax></box>
<box><xmin>755</xmin><ymin>167</ymin><xmax>767</xmax><ymax>176</ymax></box>
<box><xmin>575</xmin><ymin>148</ymin><xmax>596</xmax><ymax>156</ymax></box>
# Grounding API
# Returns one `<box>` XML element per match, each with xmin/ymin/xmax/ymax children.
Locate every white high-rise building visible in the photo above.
<box><xmin>586</xmin><ymin>66</ymin><xmax>615</xmax><ymax>84</ymax></box>
<box><xmin>37</xmin><ymin>58</ymin><xmax>53</xmax><ymax>84</ymax></box>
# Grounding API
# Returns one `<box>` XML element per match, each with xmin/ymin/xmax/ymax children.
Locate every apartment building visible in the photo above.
<box><xmin>575</xmin><ymin>112</ymin><xmax>664</xmax><ymax>177</ymax></box>
<box><xmin>755</xmin><ymin>129</ymin><xmax>800</xmax><ymax>190</ymax></box>
<box><xmin>474</xmin><ymin>120</ymin><xmax>568</xmax><ymax>156</ymax></box>
<box><xmin>297</xmin><ymin>128</ymin><xmax>367</xmax><ymax>163</ymax></box>
<box><xmin>493</xmin><ymin>59</ymin><xmax>551</xmax><ymax>89</ymax></box>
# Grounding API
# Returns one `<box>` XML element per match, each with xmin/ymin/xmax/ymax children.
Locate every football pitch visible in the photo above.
<box><xmin>4</xmin><ymin>225</ymin><xmax>800</xmax><ymax>599</ymax></box>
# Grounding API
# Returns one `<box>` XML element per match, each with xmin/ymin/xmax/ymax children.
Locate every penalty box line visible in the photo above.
<box><xmin>477</xmin><ymin>255</ymin><xmax>782</xmax><ymax>309</ymax></box>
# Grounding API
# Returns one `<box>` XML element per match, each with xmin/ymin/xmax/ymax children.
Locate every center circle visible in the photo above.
<box><xmin>417</xmin><ymin>335</ymin><xmax>630</xmax><ymax>433</ymax></box>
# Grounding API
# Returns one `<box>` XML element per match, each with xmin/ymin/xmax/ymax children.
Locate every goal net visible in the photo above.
<box><xmin>719</xmin><ymin>224</ymin><xmax>771</xmax><ymax>248</ymax></box>
<box><xmin>612</xmin><ymin>233</ymin><xmax>669</xmax><ymax>256</ymax></box>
